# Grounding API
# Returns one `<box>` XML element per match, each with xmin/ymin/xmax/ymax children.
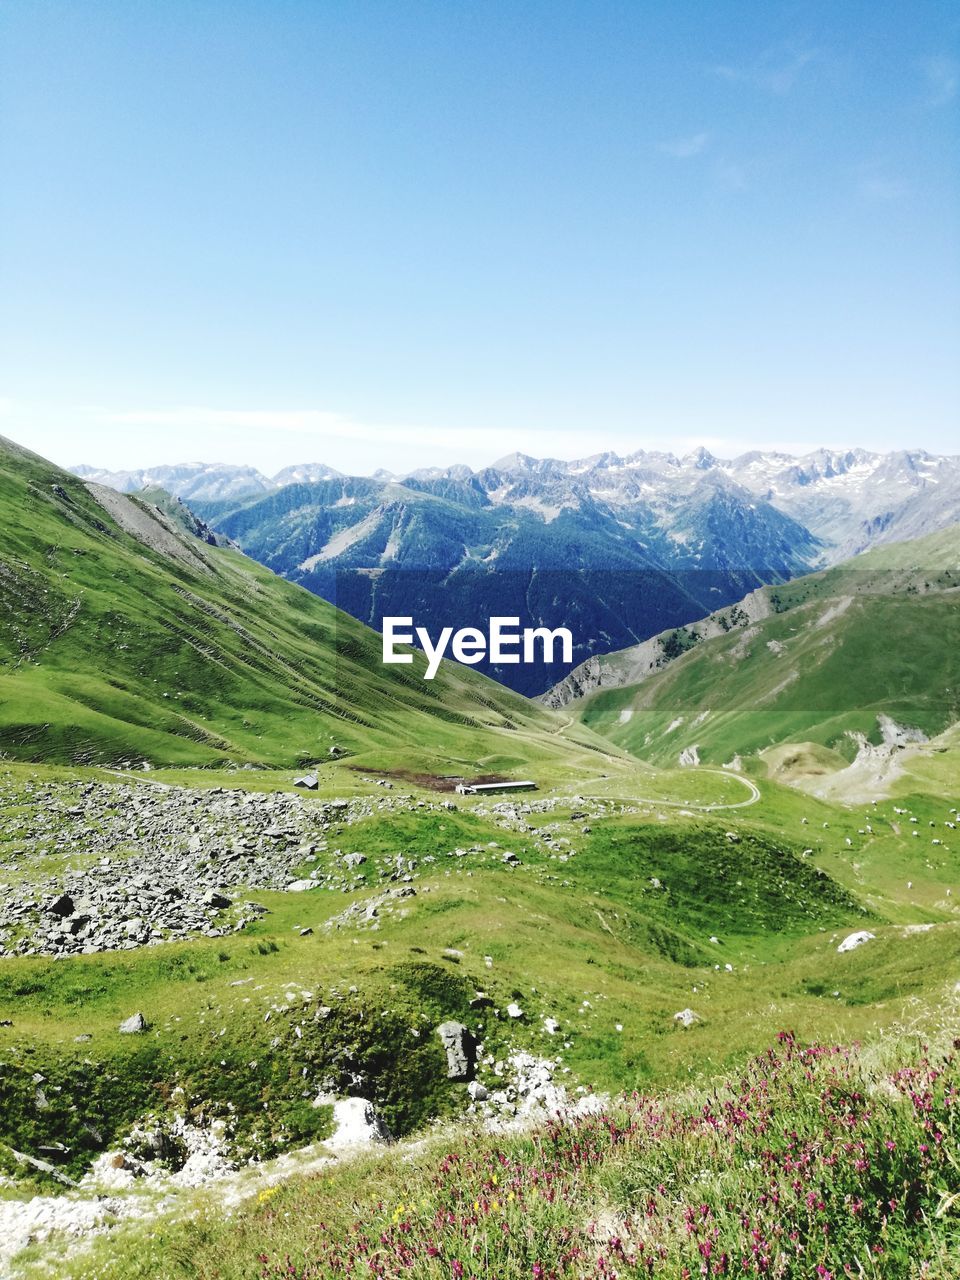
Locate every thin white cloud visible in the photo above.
<box><xmin>657</xmin><ymin>132</ymin><xmax>709</xmax><ymax>159</ymax></box>
<box><xmin>20</xmin><ymin>403</ymin><xmax>951</xmax><ymax>478</ymax></box>
<box><xmin>93</xmin><ymin>410</ymin><xmax>842</xmax><ymax>472</ymax></box>
<box><xmin>94</xmin><ymin>406</ymin><xmax>606</xmax><ymax>469</ymax></box>
<box><xmin>713</xmin><ymin>46</ymin><xmax>820</xmax><ymax>95</ymax></box>
<box><xmin>918</xmin><ymin>55</ymin><xmax>958</xmax><ymax>106</ymax></box>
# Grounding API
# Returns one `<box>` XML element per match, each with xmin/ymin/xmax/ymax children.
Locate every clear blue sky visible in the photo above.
<box><xmin>1</xmin><ymin>0</ymin><xmax>957</xmax><ymax>476</ymax></box>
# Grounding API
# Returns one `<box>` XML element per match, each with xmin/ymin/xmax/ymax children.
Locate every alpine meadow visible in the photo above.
<box><xmin>1</xmin><ymin>430</ymin><xmax>959</xmax><ymax>1278</ymax></box>
<box><xmin>2</xmin><ymin>0</ymin><xmax>959</xmax><ymax>1276</ymax></box>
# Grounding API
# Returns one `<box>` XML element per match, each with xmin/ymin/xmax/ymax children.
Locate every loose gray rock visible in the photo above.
<box><xmin>436</xmin><ymin>1020</ymin><xmax>475</xmax><ymax>1080</ymax></box>
<box><xmin>118</xmin><ymin>1012</ymin><xmax>147</xmax><ymax>1034</ymax></box>
<box><xmin>837</xmin><ymin>930</ymin><xmax>875</xmax><ymax>954</ymax></box>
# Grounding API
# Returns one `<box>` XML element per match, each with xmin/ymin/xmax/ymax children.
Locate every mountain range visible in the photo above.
<box><xmin>73</xmin><ymin>446</ymin><xmax>960</xmax><ymax>562</ymax></box>
<box><xmin>71</xmin><ymin>460</ymin><xmax>343</xmax><ymax>502</ymax></box>
<box><xmin>71</xmin><ymin>447</ymin><xmax>960</xmax><ymax>695</ymax></box>
<box><xmin>16</xmin><ymin>431</ymin><xmax>960</xmax><ymax>783</ymax></box>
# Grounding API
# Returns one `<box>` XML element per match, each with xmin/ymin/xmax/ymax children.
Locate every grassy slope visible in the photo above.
<box><xmin>573</xmin><ymin>526</ymin><xmax>960</xmax><ymax>766</ymax></box>
<box><xmin>0</xmin><ymin>434</ymin><xmax>613</xmax><ymax>774</ymax></box>
<box><xmin>23</xmin><ymin>1015</ymin><xmax>959</xmax><ymax>1280</ymax></box>
<box><xmin>3</xmin><ymin>755</ymin><xmax>960</xmax><ymax>1187</ymax></box>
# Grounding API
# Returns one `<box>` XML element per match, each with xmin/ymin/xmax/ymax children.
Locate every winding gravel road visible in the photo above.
<box><xmin>633</xmin><ymin>768</ymin><xmax>761</xmax><ymax>812</ymax></box>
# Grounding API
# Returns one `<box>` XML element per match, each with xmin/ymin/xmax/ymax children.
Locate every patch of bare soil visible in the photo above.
<box><xmin>85</xmin><ymin>482</ymin><xmax>213</xmax><ymax>573</ymax></box>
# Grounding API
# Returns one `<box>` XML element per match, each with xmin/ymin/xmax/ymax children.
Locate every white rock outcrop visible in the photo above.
<box><xmin>321</xmin><ymin>1097</ymin><xmax>392</xmax><ymax>1150</ymax></box>
<box><xmin>837</xmin><ymin>930</ymin><xmax>876</xmax><ymax>954</ymax></box>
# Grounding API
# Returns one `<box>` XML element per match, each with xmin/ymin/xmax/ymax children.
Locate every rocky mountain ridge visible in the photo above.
<box><xmin>72</xmin><ymin>446</ymin><xmax>960</xmax><ymax>563</ymax></box>
<box><xmin>68</xmin><ymin>445</ymin><xmax>960</xmax><ymax>694</ymax></box>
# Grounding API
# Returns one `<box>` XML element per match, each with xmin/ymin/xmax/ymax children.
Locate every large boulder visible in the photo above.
<box><xmin>436</xmin><ymin>1020</ymin><xmax>475</xmax><ymax>1080</ymax></box>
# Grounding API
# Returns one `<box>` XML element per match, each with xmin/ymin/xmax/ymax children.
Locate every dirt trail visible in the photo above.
<box><xmin>632</xmin><ymin>768</ymin><xmax>761</xmax><ymax>812</ymax></box>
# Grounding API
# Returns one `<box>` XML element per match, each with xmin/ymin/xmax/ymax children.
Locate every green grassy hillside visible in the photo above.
<box><xmin>0</xmin><ymin>434</ymin><xmax>611</xmax><ymax>774</ymax></box>
<box><xmin>571</xmin><ymin>526</ymin><xmax>960</xmax><ymax>770</ymax></box>
<box><xmin>4</xmin><ymin>753</ymin><xmax>959</xmax><ymax>1180</ymax></box>
<box><xmin>3</xmin><ymin>436</ymin><xmax>960</xmax><ymax>1277</ymax></box>
<box><xmin>25</xmin><ymin>1016</ymin><xmax>959</xmax><ymax>1280</ymax></box>
<box><xmin>4</xmin><ymin>754</ymin><xmax>960</xmax><ymax>1277</ymax></box>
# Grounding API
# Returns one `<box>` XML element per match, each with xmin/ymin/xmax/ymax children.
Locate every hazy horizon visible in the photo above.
<box><xmin>6</xmin><ymin>416</ymin><xmax>960</xmax><ymax>481</ymax></box>
<box><xmin>50</xmin><ymin>434</ymin><xmax>960</xmax><ymax>483</ymax></box>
